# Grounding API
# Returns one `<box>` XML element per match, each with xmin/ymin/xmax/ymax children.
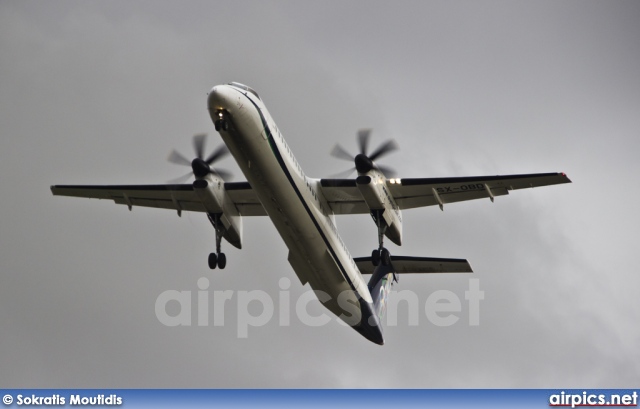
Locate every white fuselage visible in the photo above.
<box><xmin>207</xmin><ymin>84</ymin><xmax>383</xmax><ymax>343</ymax></box>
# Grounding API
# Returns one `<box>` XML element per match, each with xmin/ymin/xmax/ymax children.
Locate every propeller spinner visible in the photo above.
<box><xmin>167</xmin><ymin>133</ymin><xmax>231</xmax><ymax>183</ymax></box>
<box><xmin>330</xmin><ymin>129</ymin><xmax>399</xmax><ymax>177</ymax></box>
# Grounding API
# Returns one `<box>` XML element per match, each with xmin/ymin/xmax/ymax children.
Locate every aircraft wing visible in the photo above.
<box><xmin>321</xmin><ymin>172</ymin><xmax>571</xmax><ymax>213</ymax></box>
<box><xmin>50</xmin><ymin>182</ymin><xmax>267</xmax><ymax>216</ymax></box>
<box><xmin>354</xmin><ymin>256</ymin><xmax>473</xmax><ymax>275</ymax></box>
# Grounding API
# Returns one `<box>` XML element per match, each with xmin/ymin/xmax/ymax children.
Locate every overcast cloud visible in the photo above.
<box><xmin>1</xmin><ymin>0</ymin><xmax>639</xmax><ymax>387</ymax></box>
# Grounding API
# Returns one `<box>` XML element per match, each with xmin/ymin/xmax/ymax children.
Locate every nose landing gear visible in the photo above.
<box><xmin>214</xmin><ymin>119</ymin><xmax>228</xmax><ymax>132</ymax></box>
<box><xmin>214</xmin><ymin>111</ymin><xmax>229</xmax><ymax>132</ymax></box>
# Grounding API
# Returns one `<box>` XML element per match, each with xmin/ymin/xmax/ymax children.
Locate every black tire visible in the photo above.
<box><xmin>214</xmin><ymin>120</ymin><xmax>221</xmax><ymax>132</ymax></box>
<box><xmin>208</xmin><ymin>252</ymin><xmax>217</xmax><ymax>269</ymax></box>
<box><xmin>371</xmin><ymin>249</ymin><xmax>381</xmax><ymax>266</ymax></box>
<box><xmin>222</xmin><ymin>120</ymin><xmax>229</xmax><ymax>131</ymax></box>
<box><xmin>381</xmin><ymin>248</ymin><xmax>391</xmax><ymax>266</ymax></box>
<box><xmin>217</xmin><ymin>253</ymin><xmax>227</xmax><ymax>269</ymax></box>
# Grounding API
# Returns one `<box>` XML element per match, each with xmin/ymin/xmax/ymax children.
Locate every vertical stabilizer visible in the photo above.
<box><xmin>368</xmin><ymin>263</ymin><xmax>395</xmax><ymax>330</ymax></box>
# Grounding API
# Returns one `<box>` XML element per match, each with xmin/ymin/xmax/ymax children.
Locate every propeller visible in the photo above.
<box><xmin>167</xmin><ymin>133</ymin><xmax>231</xmax><ymax>183</ymax></box>
<box><xmin>330</xmin><ymin>129</ymin><xmax>399</xmax><ymax>178</ymax></box>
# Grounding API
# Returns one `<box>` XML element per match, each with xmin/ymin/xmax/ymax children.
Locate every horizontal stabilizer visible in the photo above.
<box><xmin>354</xmin><ymin>256</ymin><xmax>473</xmax><ymax>275</ymax></box>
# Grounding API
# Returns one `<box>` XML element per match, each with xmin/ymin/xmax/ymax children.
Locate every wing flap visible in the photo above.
<box><xmin>111</xmin><ymin>197</ymin><xmax>205</xmax><ymax>212</ymax></box>
<box><xmin>51</xmin><ymin>182</ymin><xmax>267</xmax><ymax>215</ymax></box>
<box><xmin>391</xmin><ymin>172</ymin><xmax>571</xmax><ymax>210</ymax></box>
<box><xmin>51</xmin><ymin>184</ymin><xmax>200</xmax><ymax>210</ymax></box>
<box><xmin>396</xmin><ymin>187</ymin><xmax>510</xmax><ymax>209</ymax></box>
<box><xmin>320</xmin><ymin>172</ymin><xmax>570</xmax><ymax>213</ymax></box>
<box><xmin>319</xmin><ymin>179</ymin><xmax>369</xmax><ymax>214</ymax></box>
<box><xmin>224</xmin><ymin>182</ymin><xmax>267</xmax><ymax>216</ymax></box>
<box><xmin>354</xmin><ymin>256</ymin><xmax>473</xmax><ymax>275</ymax></box>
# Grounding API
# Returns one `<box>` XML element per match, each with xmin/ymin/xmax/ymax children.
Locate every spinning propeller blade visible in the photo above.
<box><xmin>167</xmin><ymin>134</ymin><xmax>232</xmax><ymax>182</ymax></box>
<box><xmin>330</xmin><ymin>129</ymin><xmax>398</xmax><ymax>178</ymax></box>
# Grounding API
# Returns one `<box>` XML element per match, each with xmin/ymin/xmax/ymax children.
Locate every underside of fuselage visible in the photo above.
<box><xmin>207</xmin><ymin>83</ymin><xmax>384</xmax><ymax>345</ymax></box>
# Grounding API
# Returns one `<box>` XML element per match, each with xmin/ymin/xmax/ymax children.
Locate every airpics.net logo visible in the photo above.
<box><xmin>549</xmin><ymin>391</ymin><xmax>638</xmax><ymax>408</ymax></box>
<box><xmin>154</xmin><ymin>277</ymin><xmax>484</xmax><ymax>338</ymax></box>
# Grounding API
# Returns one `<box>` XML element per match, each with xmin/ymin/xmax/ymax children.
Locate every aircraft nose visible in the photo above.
<box><xmin>207</xmin><ymin>85</ymin><xmax>235</xmax><ymax>127</ymax></box>
<box><xmin>207</xmin><ymin>85</ymin><xmax>226</xmax><ymax>112</ymax></box>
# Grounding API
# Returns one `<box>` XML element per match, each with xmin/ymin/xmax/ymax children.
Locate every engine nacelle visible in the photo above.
<box><xmin>356</xmin><ymin>173</ymin><xmax>402</xmax><ymax>245</ymax></box>
<box><xmin>193</xmin><ymin>176</ymin><xmax>243</xmax><ymax>249</ymax></box>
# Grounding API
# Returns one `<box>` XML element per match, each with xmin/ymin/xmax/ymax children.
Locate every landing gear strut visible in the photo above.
<box><xmin>371</xmin><ymin>209</ymin><xmax>391</xmax><ymax>267</ymax></box>
<box><xmin>207</xmin><ymin>213</ymin><xmax>226</xmax><ymax>269</ymax></box>
<box><xmin>214</xmin><ymin>111</ymin><xmax>229</xmax><ymax>132</ymax></box>
<box><xmin>214</xmin><ymin>119</ymin><xmax>228</xmax><ymax>132</ymax></box>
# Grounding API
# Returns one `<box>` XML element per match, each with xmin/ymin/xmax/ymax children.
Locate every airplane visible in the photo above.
<box><xmin>51</xmin><ymin>82</ymin><xmax>571</xmax><ymax>345</ymax></box>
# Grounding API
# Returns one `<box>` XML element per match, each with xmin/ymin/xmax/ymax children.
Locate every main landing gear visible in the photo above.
<box><xmin>207</xmin><ymin>213</ymin><xmax>226</xmax><ymax>269</ymax></box>
<box><xmin>370</xmin><ymin>209</ymin><xmax>391</xmax><ymax>267</ymax></box>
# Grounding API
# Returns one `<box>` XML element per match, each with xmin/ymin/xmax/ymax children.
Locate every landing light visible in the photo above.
<box><xmin>389</xmin><ymin>178</ymin><xmax>401</xmax><ymax>184</ymax></box>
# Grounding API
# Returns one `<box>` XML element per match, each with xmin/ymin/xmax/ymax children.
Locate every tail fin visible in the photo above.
<box><xmin>363</xmin><ymin>255</ymin><xmax>473</xmax><ymax>329</ymax></box>
<box><xmin>368</xmin><ymin>263</ymin><xmax>396</xmax><ymax>327</ymax></box>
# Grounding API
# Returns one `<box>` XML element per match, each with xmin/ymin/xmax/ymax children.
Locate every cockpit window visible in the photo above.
<box><xmin>228</xmin><ymin>82</ymin><xmax>260</xmax><ymax>100</ymax></box>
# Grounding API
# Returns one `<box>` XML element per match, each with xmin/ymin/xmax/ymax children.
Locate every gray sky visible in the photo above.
<box><xmin>1</xmin><ymin>0</ymin><xmax>639</xmax><ymax>387</ymax></box>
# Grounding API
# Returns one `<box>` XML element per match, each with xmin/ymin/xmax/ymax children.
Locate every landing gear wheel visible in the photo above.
<box><xmin>371</xmin><ymin>249</ymin><xmax>381</xmax><ymax>266</ymax></box>
<box><xmin>371</xmin><ymin>209</ymin><xmax>390</xmax><ymax>267</ymax></box>
<box><xmin>217</xmin><ymin>253</ymin><xmax>226</xmax><ymax>269</ymax></box>
<box><xmin>207</xmin><ymin>213</ymin><xmax>228</xmax><ymax>270</ymax></box>
<box><xmin>381</xmin><ymin>248</ymin><xmax>391</xmax><ymax>266</ymax></box>
<box><xmin>208</xmin><ymin>252</ymin><xmax>218</xmax><ymax>270</ymax></box>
